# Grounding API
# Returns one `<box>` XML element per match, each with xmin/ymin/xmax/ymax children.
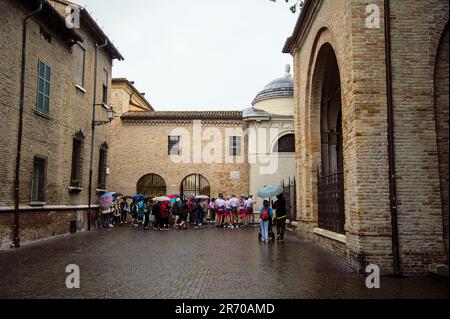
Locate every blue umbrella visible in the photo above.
<box><xmin>256</xmin><ymin>185</ymin><xmax>283</xmax><ymax>199</ymax></box>
<box><xmin>132</xmin><ymin>194</ymin><xmax>144</xmax><ymax>200</ymax></box>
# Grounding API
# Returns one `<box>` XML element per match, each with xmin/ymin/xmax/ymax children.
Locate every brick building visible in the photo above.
<box><xmin>0</xmin><ymin>0</ymin><xmax>123</xmax><ymax>248</ymax></box>
<box><xmin>109</xmin><ymin>78</ymin><xmax>250</xmax><ymax>200</ymax></box>
<box><xmin>283</xmin><ymin>0</ymin><xmax>448</xmax><ymax>274</ymax></box>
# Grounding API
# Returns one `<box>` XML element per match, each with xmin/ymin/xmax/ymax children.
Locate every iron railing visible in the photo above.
<box><xmin>281</xmin><ymin>177</ymin><xmax>297</xmax><ymax>221</ymax></box>
<box><xmin>317</xmin><ymin>170</ymin><xmax>345</xmax><ymax>234</ymax></box>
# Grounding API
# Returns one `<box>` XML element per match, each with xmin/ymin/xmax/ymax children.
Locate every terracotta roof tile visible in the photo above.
<box><xmin>121</xmin><ymin>111</ymin><xmax>243</xmax><ymax>121</ymax></box>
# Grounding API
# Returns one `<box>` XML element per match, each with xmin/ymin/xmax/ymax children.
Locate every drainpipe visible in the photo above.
<box><xmin>13</xmin><ymin>1</ymin><xmax>44</xmax><ymax>249</ymax></box>
<box><xmin>384</xmin><ymin>0</ymin><xmax>401</xmax><ymax>276</ymax></box>
<box><xmin>87</xmin><ymin>39</ymin><xmax>108</xmax><ymax>231</ymax></box>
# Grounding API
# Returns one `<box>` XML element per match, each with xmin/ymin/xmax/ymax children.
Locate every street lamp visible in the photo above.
<box><xmin>93</xmin><ymin>106</ymin><xmax>116</xmax><ymax>126</ymax></box>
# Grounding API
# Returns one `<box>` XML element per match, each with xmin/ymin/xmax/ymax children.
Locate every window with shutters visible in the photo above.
<box><xmin>37</xmin><ymin>60</ymin><xmax>51</xmax><ymax>115</ymax></box>
<box><xmin>97</xmin><ymin>143</ymin><xmax>108</xmax><ymax>190</ymax></box>
<box><xmin>70</xmin><ymin>131</ymin><xmax>85</xmax><ymax>187</ymax></box>
<box><xmin>75</xmin><ymin>45</ymin><xmax>85</xmax><ymax>88</ymax></box>
<box><xmin>230</xmin><ymin>136</ymin><xmax>241</xmax><ymax>156</ymax></box>
<box><xmin>31</xmin><ymin>156</ymin><xmax>47</xmax><ymax>202</ymax></box>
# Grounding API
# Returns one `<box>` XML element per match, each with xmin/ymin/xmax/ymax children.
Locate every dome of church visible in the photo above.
<box><xmin>252</xmin><ymin>65</ymin><xmax>294</xmax><ymax>105</ymax></box>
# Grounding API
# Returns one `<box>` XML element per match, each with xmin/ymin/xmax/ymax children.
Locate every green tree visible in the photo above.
<box><xmin>270</xmin><ymin>0</ymin><xmax>305</xmax><ymax>13</ymax></box>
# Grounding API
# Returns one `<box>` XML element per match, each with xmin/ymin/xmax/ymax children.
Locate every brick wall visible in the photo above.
<box><xmin>288</xmin><ymin>0</ymin><xmax>448</xmax><ymax>274</ymax></box>
<box><xmin>108</xmin><ymin>85</ymin><xmax>250</xmax><ymax>198</ymax></box>
<box><xmin>0</xmin><ymin>0</ymin><xmax>114</xmax><ymax>247</ymax></box>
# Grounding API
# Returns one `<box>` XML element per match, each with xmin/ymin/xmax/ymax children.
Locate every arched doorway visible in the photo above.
<box><xmin>180</xmin><ymin>174</ymin><xmax>210</xmax><ymax>199</ymax></box>
<box><xmin>137</xmin><ymin>174</ymin><xmax>167</xmax><ymax>196</ymax></box>
<box><xmin>315</xmin><ymin>43</ymin><xmax>345</xmax><ymax>234</ymax></box>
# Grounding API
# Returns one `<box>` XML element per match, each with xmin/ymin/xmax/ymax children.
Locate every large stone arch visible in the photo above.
<box><xmin>302</xmin><ymin>27</ymin><xmax>346</xmax><ymax>227</ymax></box>
<box><xmin>433</xmin><ymin>23</ymin><xmax>449</xmax><ymax>261</ymax></box>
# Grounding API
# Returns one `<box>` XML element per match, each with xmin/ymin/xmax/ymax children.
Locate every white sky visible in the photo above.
<box><xmin>74</xmin><ymin>0</ymin><xmax>299</xmax><ymax>111</ymax></box>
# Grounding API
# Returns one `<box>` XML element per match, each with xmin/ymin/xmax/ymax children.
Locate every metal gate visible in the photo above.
<box><xmin>137</xmin><ymin>174</ymin><xmax>167</xmax><ymax>196</ymax></box>
<box><xmin>180</xmin><ymin>174</ymin><xmax>210</xmax><ymax>199</ymax></box>
<box><xmin>317</xmin><ymin>170</ymin><xmax>345</xmax><ymax>234</ymax></box>
<box><xmin>281</xmin><ymin>177</ymin><xmax>297</xmax><ymax>221</ymax></box>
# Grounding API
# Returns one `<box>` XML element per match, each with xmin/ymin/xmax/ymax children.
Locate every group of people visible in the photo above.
<box><xmin>98</xmin><ymin>192</ymin><xmax>288</xmax><ymax>243</ymax></box>
<box><xmin>210</xmin><ymin>194</ymin><xmax>257</xmax><ymax>229</ymax></box>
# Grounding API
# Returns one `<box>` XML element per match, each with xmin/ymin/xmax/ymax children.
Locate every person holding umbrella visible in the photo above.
<box><xmin>273</xmin><ymin>193</ymin><xmax>288</xmax><ymax>241</ymax></box>
<box><xmin>99</xmin><ymin>193</ymin><xmax>113</xmax><ymax>229</ymax></box>
<box><xmin>256</xmin><ymin>185</ymin><xmax>283</xmax><ymax>240</ymax></box>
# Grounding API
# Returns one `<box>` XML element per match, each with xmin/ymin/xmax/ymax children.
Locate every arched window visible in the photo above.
<box><xmin>273</xmin><ymin>134</ymin><xmax>295</xmax><ymax>153</ymax></box>
<box><xmin>180</xmin><ymin>174</ymin><xmax>210</xmax><ymax>198</ymax></box>
<box><xmin>137</xmin><ymin>174</ymin><xmax>166</xmax><ymax>196</ymax></box>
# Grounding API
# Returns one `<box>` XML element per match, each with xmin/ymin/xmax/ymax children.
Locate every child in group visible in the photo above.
<box><xmin>249</xmin><ymin>195</ymin><xmax>256</xmax><ymax>226</ymax></box>
<box><xmin>224</xmin><ymin>196</ymin><xmax>232</xmax><ymax>228</ymax></box>
<box><xmin>229</xmin><ymin>194</ymin><xmax>239</xmax><ymax>228</ymax></box>
<box><xmin>112</xmin><ymin>201</ymin><xmax>121</xmax><ymax>226</ymax></box>
<box><xmin>208</xmin><ymin>198</ymin><xmax>216</xmax><ymax>224</ymax></box>
<box><xmin>244</xmin><ymin>196</ymin><xmax>252</xmax><ymax>227</ymax></box>
<box><xmin>120</xmin><ymin>199</ymin><xmax>129</xmax><ymax>224</ymax></box>
<box><xmin>130</xmin><ymin>200</ymin><xmax>139</xmax><ymax>227</ymax></box>
<box><xmin>215</xmin><ymin>194</ymin><xmax>226</xmax><ymax>228</ymax></box>
<box><xmin>238</xmin><ymin>196</ymin><xmax>246</xmax><ymax>227</ymax></box>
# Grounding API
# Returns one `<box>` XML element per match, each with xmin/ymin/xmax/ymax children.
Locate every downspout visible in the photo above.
<box><xmin>384</xmin><ymin>0</ymin><xmax>401</xmax><ymax>276</ymax></box>
<box><xmin>87</xmin><ymin>39</ymin><xmax>108</xmax><ymax>231</ymax></box>
<box><xmin>13</xmin><ymin>1</ymin><xmax>44</xmax><ymax>248</ymax></box>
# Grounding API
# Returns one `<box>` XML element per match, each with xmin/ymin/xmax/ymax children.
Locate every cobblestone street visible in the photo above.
<box><xmin>0</xmin><ymin>226</ymin><xmax>448</xmax><ymax>299</ymax></box>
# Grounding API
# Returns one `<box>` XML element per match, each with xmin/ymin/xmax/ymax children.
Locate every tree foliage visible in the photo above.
<box><xmin>270</xmin><ymin>0</ymin><xmax>305</xmax><ymax>13</ymax></box>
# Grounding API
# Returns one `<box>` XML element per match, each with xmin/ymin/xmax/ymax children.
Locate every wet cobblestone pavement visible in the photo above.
<box><xmin>0</xmin><ymin>226</ymin><xmax>448</xmax><ymax>299</ymax></box>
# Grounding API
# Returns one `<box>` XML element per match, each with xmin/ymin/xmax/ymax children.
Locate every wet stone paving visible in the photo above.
<box><xmin>0</xmin><ymin>225</ymin><xmax>448</xmax><ymax>299</ymax></box>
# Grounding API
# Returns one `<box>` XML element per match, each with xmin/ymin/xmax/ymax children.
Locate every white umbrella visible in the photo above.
<box><xmin>195</xmin><ymin>195</ymin><xmax>209</xmax><ymax>199</ymax></box>
<box><xmin>155</xmin><ymin>196</ymin><xmax>171</xmax><ymax>202</ymax></box>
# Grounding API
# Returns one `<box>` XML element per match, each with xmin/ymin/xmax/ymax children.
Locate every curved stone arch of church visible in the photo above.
<box><xmin>269</xmin><ymin>130</ymin><xmax>296</xmax><ymax>154</ymax></box>
<box><xmin>302</xmin><ymin>27</ymin><xmax>346</xmax><ymax>223</ymax></box>
<box><xmin>433</xmin><ymin>22</ymin><xmax>449</xmax><ymax>259</ymax></box>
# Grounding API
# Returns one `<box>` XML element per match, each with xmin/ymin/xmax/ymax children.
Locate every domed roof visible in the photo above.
<box><xmin>252</xmin><ymin>65</ymin><xmax>294</xmax><ymax>105</ymax></box>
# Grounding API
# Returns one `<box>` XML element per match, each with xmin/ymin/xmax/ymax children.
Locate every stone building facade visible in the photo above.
<box><xmin>0</xmin><ymin>0</ymin><xmax>123</xmax><ymax>248</ymax></box>
<box><xmin>243</xmin><ymin>65</ymin><xmax>296</xmax><ymax>212</ymax></box>
<box><xmin>283</xmin><ymin>0</ymin><xmax>448</xmax><ymax>274</ymax></box>
<box><xmin>109</xmin><ymin>79</ymin><xmax>250</xmax><ymax>199</ymax></box>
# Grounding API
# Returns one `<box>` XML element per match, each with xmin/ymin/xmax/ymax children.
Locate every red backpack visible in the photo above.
<box><xmin>261</xmin><ymin>207</ymin><xmax>270</xmax><ymax>221</ymax></box>
<box><xmin>160</xmin><ymin>203</ymin><xmax>169</xmax><ymax>218</ymax></box>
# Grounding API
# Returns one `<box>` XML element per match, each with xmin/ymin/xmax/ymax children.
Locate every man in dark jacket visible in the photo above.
<box><xmin>273</xmin><ymin>194</ymin><xmax>288</xmax><ymax>241</ymax></box>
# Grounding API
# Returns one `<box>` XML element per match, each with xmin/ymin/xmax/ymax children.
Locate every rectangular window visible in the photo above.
<box><xmin>102</xmin><ymin>69</ymin><xmax>108</xmax><ymax>105</ymax></box>
<box><xmin>97</xmin><ymin>144</ymin><xmax>108</xmax><ymax>190</ymax></box>
<box><xmin>70</xmin><ymin>132</ymin><xmax>85</xmax><ymax>187</ymax></box>
<box><xmin>31</xmin><ymin>156</ymin><xmax>47</xmax><ymax>202</ymax></box>
<box><xmin>76</xmin><ymin>45</ymin><xmax>85</xmax><ymax>88</ymax></box>
<box><xmin>168</xmin><ymin>136</ymin><xmax>181</xmax><ymax>156</ymax></box>
<box><xmin>230</xmin><ymin>136</ymin><xmax>241</xmax><ymax>156</ymax></box>
<box><xmin>37</xmin><ymin>60</ymin><xmax>51</xmax><ymax>115</ymax></box>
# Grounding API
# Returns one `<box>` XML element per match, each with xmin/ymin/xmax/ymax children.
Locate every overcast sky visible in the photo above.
<box><xmin>74</xmin><ymin>0</ymin><xmax>299</xmax><ymax>111</ymax></box>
